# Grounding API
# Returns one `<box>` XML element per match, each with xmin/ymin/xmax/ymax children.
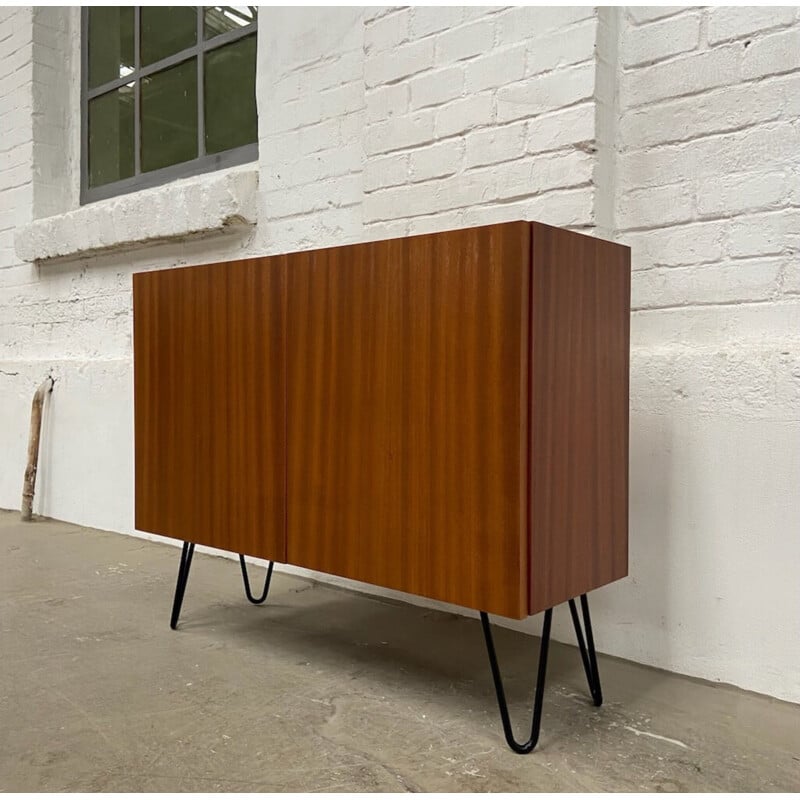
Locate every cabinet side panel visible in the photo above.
<box><xmin>287</xmin><ymin>223</ymin><xmax>530</xmax><ymax>618</ymax></box>
<box><xmin>529</xmin><ymin>222</ymin><xmax>630</xmax><ymax>614</ymax></box>
<box><xmin>133</xmin><ymin>258</ymin><xmax>287</xmax><ymax>561</ymax></box>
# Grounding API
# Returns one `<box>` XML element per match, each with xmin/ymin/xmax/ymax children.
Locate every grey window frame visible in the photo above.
<box><xmin>81</xmin><ymin>7</ymin><xmax>258</xmax><ymax>205</ymax></box>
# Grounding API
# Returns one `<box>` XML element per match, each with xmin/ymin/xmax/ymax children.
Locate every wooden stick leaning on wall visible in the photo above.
<box><xmin>21</xmin><ymin>376</ymin><xmax>54</xmax><ymax>522</ymax></box>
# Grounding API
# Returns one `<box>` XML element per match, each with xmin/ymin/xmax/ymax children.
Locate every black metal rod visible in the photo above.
<box><xmin>568</xmin><ymin>594</ymin><xmax>603</xmax><ymax>706</ymax></box>
<box><xmin>170</xmin><ymin>541</ymin><xmax>195</xmax><ymax>630</ymax></box>
<box><xmin>481</xmin><ymin>593</ymin><xmax>604</xmax><ymax>753</ymax></box>
<box><xmin>239</xmin><ymin>555</ymin><xmax>274</xmax><ymax>605</ymax></box>
<box><xmin>480</xmin><ymin>608</ymin><xmax>553</xmax><ymax>754</ymax></box>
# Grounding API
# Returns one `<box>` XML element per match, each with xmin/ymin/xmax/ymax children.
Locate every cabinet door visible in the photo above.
<box><xmin>133</xmin><ymin>258</ymin><xmax>286</xmax><ymax>561</ymax></box>
<box><xmin>287</xmin><ymin>223</ymin><xmax>530</xmax><ymax>617</ymax></box>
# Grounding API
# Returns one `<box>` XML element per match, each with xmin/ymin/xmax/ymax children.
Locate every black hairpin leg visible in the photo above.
<box><xmin>480</xmin><ymin>592</ymin><xmax>603</xmax><ymax>754</ymax></box>
<box><xmin>170</xmin><ymin>542</ymin><xmax>276</xmax><ymax>629</ymax></box>
<box><xmin>568</xmin><ymin>594</ymin><xmax>602</xmax><ymax>706</ymax></box>
<box><xmin>480</xmin><ymin>607</ymin><xmax>552</xmax><ymax>754</ymax></box>
<box><xmin>170</xmin><ymin>541</ymin><xmax>195</xmax><ymax>630</ymax></box>
<box><xmin>239</xmin><ymin>555</ymin><xmax>274</xmax><ymax>605</ymax></box>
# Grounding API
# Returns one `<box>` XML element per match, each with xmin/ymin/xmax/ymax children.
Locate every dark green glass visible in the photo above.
<box><xmin>140</xmin><ymin>7</ymin><xmax>197</xmax><ymax>66</ymax></box>
<box><xmin>204</xmin><ymin>35</ymin><xmax>257</xmax><ymax>154</ymax></box>
<box><xmin>141</xmin><ymin>60</ymin><xmax>198</xmax><ymax>173</ymax></box>
<box><xmin>204</xmin><ymin>6</ymin><xmax>257</xmax><ymax>40</ymax></box>
<box><xmin>88</xmin><ymin>85</ymin><xmax>135</xmax><ymax>188</ymax></box>
<box><xmin>88</xmin><ymin>7</ymin><xmax>134</xmax><ymax>88</ymax></box>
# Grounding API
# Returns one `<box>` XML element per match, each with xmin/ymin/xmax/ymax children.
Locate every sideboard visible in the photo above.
<box><xmin>133</xmin><ymin>220</ymin><xmax>631</xmax><ymax>752</ymax></box>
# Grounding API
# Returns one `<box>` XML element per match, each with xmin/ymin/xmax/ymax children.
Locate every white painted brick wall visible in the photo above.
<box><xmin>363</xmin><ymin>8</ymin><xmax>602</xmax><ymax>233</ymax></box>
<box><xmin>613</xmin><ymin>6</ymin><xmax>800</xmax><ymax>707</ymax></box>
<box><xmin>621</xmin><ymin>10</ymin><xmax>700</xmax><ymax>67</ymax></box>
<box><xmin>616</xmin><ymin>6</ymin><xmax>800</xmax><ymax>311</ymax></box>
<box><xmin>1</xmin><ymin>6</ymin><xmax>799</xmax><ymax>707</ymax></box>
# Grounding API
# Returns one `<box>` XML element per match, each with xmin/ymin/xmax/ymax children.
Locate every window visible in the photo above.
<box><xmin>81</xmin><ymin>7</ymin><xmax>258</xmax><ymax>204</ymax></box>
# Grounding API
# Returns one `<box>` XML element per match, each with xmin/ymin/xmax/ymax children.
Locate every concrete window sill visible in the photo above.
<box><xmin>14</xmin><ymin>166</ymin><xmax>258</xmax><ymax>264</ymax></box>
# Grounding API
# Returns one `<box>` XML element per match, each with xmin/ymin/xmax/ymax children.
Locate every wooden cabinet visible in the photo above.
<box><xmin>133</xmin><ymin>221</ymin><xmax>630</xmax><ymax>619</ymax></box>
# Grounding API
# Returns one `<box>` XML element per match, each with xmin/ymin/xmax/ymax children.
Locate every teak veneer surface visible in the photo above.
<box><xmin>287</xmin><ymin>223</ymin><xmax>530</xmax><ymax>618</ymax></box>
<box><xmin>133</xmin><ymin>258</ymin><xmax>287</xmax><ymax>562</ymax></box>
<box><xmin>528</xmin><ymin>223</ymin><xmax>630</xmax><ymax>613</ymax></box>
<box><xmin>132</xmin><ymin>221</ymin><xmax>631</xmax><ymax>619</ymax></box>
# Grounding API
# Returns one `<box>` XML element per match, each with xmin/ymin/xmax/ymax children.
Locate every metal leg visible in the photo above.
<box><xmin>480</xmin><ymin>608</ymin><xmax>553</xmax><ymax>754</ymax></box>
<box><xmin>481</xmin><ymin>593</ymin><xmax>603</xmax><ymax>753</ymax></box>
<box><xmin>568</xmin><ymin>594</ymin><xmax>603</xmax><ymax>706</ymax></box>
<box><xmin>239</xmin><ymin>555</ymin><xmax>274</xmax><ymax>605</ymax></box>
<box><xmin>170</xmin><ymin>541</ymin><xmax>195</xmax><ymax>630</ymax></box>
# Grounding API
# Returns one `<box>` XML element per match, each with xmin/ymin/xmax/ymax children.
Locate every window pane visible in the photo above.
<box><xmin>204</xmin><ymin>35</ymin><xmax>257</xmax><ymax>155</ymax></box>
<box><xmin>204</xmin><ymin>6</ymin><xmax>257</xmax><ymax>40</ymax></box>
<box><xmin>141</xmin><ymin>60</ymin><xmax>198</xmax><ymax>173</ymax></box>
<box><xmin>88</xmin><ymin>7</ymin><xmax>134</xmax><ymax>88</ymax></box>
<box><xmin>140</xmin><ymin>7</ymin><xmax>197</xmax><ymax>66</ymax></box>
<box><xmin>88</xmin><ymin>85</ymin><xmax>135</xmax><ymax>188</ymax></box>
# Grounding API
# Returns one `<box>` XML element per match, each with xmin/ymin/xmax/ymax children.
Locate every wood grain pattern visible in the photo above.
<box><xmin>528</xmin><ymin>222</ymin><xmax>630</xmax><ymax>614</ymax></box>
<box><xmin>286</xmin><ymin>223</ymin><xmax>531</xmax><ymax>618</ymax></box>
<box><xmin>132</xmin><ymin>221</ymin><xmax>631</xmax><ymax>619</ymax></box>
<box><xmin>133</xmin><ymin>258</ymin><xmax>287</xmax><ymax>562</ymax></box>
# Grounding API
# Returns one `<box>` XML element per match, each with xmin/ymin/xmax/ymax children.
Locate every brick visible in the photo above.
<box><xmin>364</xmin><ymin>182</ymin><xmax>436</xmax><ymax>222</ymax></box>
<box><xmin>321</xmin><ymin>81</ymin><xmax>364</xmax><ymax>119</ymax></box>
<box><xmin>622</xmin><ymin>221</ymin><xmax>728</xmax><ymax>271</ymax></box>
<box><xmin>434</xmin><ymin>93</ymin><xmax>493</xmax><ymax>138</ymax></box>
<box><xmin>497</xmin><ymin>6</ymin><xmax>595</xmax><ymax>45</ymax></box>
<box><xmin>621</xmin><ymin>11</ymin><xmax>700</xmax><ymax>68</ymax></box>
<box><xmin>526</xmin><ymin>103</ymin><xmax>595</xmax><ymax>153</ymax></box>
<box><xmin>365</xmin><ymin>170</ymin><xmax>495</xmax><ymax>221</ymax></box>
<box><xmin>697</xmin><ymin>170</ymin><xmax>791</xmax><ymax>218</ymax></box>
<box><xmin>296</xmin><ymin>50</ymin><xmax>363</xmax><ymax>94</ymax></box>
<box><xmin>526</xmin><ymin>19</ymin><xmax>597</xmax><ymax>76</ymax></box>
<box><xmin>264</xmin><ymin>95</ymin><xmax>324</xmax><ymax>134</ymax></box>
<box><xmin>618</xmin><ymin>121</ymin><xmax>800</xmax><ymax>187</ymax></box>
<box><xmin>363</xmin><ymin>153</ymin><xmax>408</xmax><ymax>192</ymax></box>
<box><xmin>407</xmin><ymin>209</ymin><xmax>466</xmax><ymax>236</ymax></box>
<box><xmin>365</xmin><ymin>110</ymin><xmax>435</xmax><ymax>154</ymax></box>
<box><xmin>409</xmin><ymin>141</ymin><xmax>462</xmax><ymax>182</ymax></box>
<box><xmin>409</xmin><ymin>65</ymin><xmax>464</xmax><ymax>110</ymax></box>
<box><xmin>497</xmin><ymin>63</ymin><xmax>595</xmax><ymax>123</ymax></box>
<box><xmin>741</xmin><ymin>28</ymin><xmax>800</xmax><ymax>80</ymax></box>
<box><xmin>464</xmin><ymin>185</ymin><xmax>595</xmax><ymax>229</ymax></box>
<box><xmin>263</xmin><ymin>173</ymin><xmax>363</xmax><ymax>219</ymax></box>
<box><xmin>365</xmin><ymin>38</ymin><xmax>434</xmax><ymax>87</ymax></box>
<box><xmin>268</xmin><ymin>144</ymin><xmax>364</xmax><ymax>190</ymax></box>
<box><xmin>364</xmin><ymin>8</ymin><xmax>410</xmax><ymax>53</ymax></box>
<box><xmin>728</xmin><ymin>211</ymin><xmax>800</xmax><ymax>258</ymax></box>
<box><xmin>297</xmin><ymin>118</ymin><xmax>341</xmax><ymax>155</ymax></box>
<box><xmin>708</xmin><ymin>7</ymin><xmax>797</xmax><ymax>44</ymax></box>
<box><xmin>464</xmin><ymin>122</ymin><xmax>526</xmax><ymax>169</ymax></box>
<box><xmin>434</xmin><ymin>19</ymin><xmax>495</xmax><ymax>65</ymax></box>
<box><xmin>366</xmin><ymin>83</ymin><xmax>409</xmax><ymax>124</ymax></box>
<box><xmin>410</xmin><ymin>6</ymin><xmax>463</xmax><ymax>39</ymax></box>
<box><xmin>480</xmin><ymin>149</ymin><xmax>593</xmax><ymax>201</ymax></box>
<box><xmin>632</xmin><ymin>259</ymin><xmax>783</xmax><ymax>310</ymax></box>
<box><xmin>464</xmin><ymin>45</ymin><xmax>525</xmax><ymax>93</ymax></box>
<box><xmin>617</xmin><ymin>183</ymin><xmax>694</xmax><ymax>231</ymax></box>
<box><xmin>621</xmin><ymin>44</ymin><xmax>741</xmax><ymax>108</ymax></box>
<box><xmin>619</xmin><ymin>74</ymin><xmax>797</xmax><ymax>149</ymax></box>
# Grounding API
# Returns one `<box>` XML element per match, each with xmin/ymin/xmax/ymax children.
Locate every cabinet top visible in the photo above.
<box><xmin>132</xmin><ymin>220</ymin><xmax>630</xmax><ymax>284</ymax></box>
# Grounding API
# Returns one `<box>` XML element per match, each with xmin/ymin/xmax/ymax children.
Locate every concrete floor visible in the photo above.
<box><xmin>1</xmin><ymin>512</ymin><xmax>798</xmax><ymax>792</ymax></box>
